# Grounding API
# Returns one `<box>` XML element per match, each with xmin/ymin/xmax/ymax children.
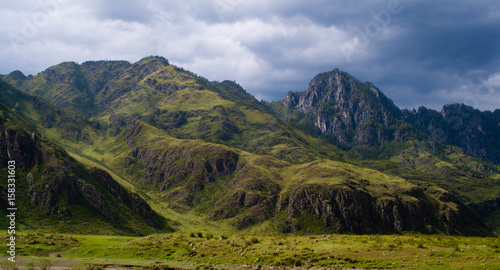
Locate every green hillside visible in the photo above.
<box><xmin>0</xmin><ymin>86</ymin><xmax>168</xmax><ymax>235</ymax></box>
<box><xmin>1</xmin><ymin>57</ymin><xmax>499</xmax><ymax>236</ymax></box>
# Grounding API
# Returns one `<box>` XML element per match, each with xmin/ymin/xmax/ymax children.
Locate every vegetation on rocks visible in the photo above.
<box><xmin>1</xmin><ymin>56</ymin><xmax>500</xmax><ymax>268</ymax></box>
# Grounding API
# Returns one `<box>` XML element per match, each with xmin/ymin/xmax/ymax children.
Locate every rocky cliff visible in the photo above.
<box><xmin>272</xmin><ymin>160</ymin><xmax>491</xmax><ymax>236</ymax></box>
<box><xmin>282</xmin><ymin>69</ymin><xmax>406</xmax><ymax>146</ymax></box>
<box><xmin>403</xmin><ymin>104</ymin><xmax>500</xmax><ymax>164</ymax></box>
<box><xmin>279</xmin><ymin>182</ymin><xmax>489</xmax><ymax>235</ymax></box>
<box><xmin>282</xmin><ymin>69</ymin><xmax>500</xmax><ymax>165</ymax></box>
<box><xmin>0</xmin><ymin>110</ymin><xmax>165</xmax><ymax>234</ymax></box>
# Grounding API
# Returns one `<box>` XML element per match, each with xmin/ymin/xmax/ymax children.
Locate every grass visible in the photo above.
<box><xmin>158</xmin><ymin>89</ymin><xmax>233</xmax><ymax>112</ymax></box>
<box><xmin>6</xmin><ymin>232</ymin><xmax>500</xmax><ymax>269</ymax></box>
<box><xmin>278</xmin><ymin>159</ymin><xmax>415</xmax><ymax>197</ymax></box>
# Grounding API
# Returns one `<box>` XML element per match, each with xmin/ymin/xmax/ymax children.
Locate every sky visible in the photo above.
<box><xmin>1</xmin><ymin>0</ymin><xmax>500</xmax><ymax>111</ymax></box>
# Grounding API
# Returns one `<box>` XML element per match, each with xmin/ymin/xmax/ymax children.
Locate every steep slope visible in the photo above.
<box><xmin>403</xmin><ymin>104</ymin><xmax>500</xmax><ymax>164</ymax></box>
<box><xmin>1</xmin><ymin>60</ymin><xmax>497</xmax><ymax>236</ymax></box>
<box><xmin>0</xmin><ymin>84</ymin><xmax>167</xmax><ymax>235</ymax></box>
<box><xmin>278</xmin><ymin>69</ymin><xmax>500</xmax><ymax>165</ymax></box>
<box><xmin>280</xmin><ymin>69</ymin><xmax>413</xmax><ymax>147</ymax></box>
<box><xmin>3</xmin><ymin>57</ymin><xmax>348</xmax><ymax>164</ymax></box>
<box><xmin>82</xmin><ymin>119</ymin><xmax>490</xmax><ymax>236</ymax></box>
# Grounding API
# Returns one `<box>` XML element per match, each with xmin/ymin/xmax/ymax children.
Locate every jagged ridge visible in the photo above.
<box><xmin>1</xmin><ymin>58</ymin><xmax>499</xmax><ymax>236</ymax></box>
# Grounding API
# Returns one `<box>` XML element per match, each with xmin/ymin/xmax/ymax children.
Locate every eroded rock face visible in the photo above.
<box><xmin>124</xmin><ymin>122</ymin><xmax>240</xmax><ymax>211</ymax></box>
<box><xmin>128</xmin><ymin>143</ymin><xmax>239</xmax><ymax>190</ymax></box>
<box><xmin>282</xmin><ymin>70</ymin><xmax>500</xmax><ymax>164</ymax></box>
<box><xmin>0</xmin><ymin>123</ymin><xmax>114</xmax><ymax>220</ymax></box>
<box><xmin>89</xmin><ymin>168</ymin><xmax>164</xmax><ymax>229</ymax></box>
<box><xmin>282</xmin><ymin>69</ymin><xmax>402</xmax><ymax>146</ymax></box>
<box><xmin>404</xmin><ymin>104</ymin><xmax>500</xmax><ymax>164</ymax></box>
<box><xmin>0</xmin><ymin>127</ymin><xmax>37</xmax><ymax>170</ymax></box>
<box><xmin>278</xmin><ymin>183</ymin><xmax>489</xmax><ymax>235</ymax></box>
<box><xmin>0</xmin><ymin>122</ymin><xmax>162</xmax><ymax>229</ymax></box>
<box><xmin>207</xmin><ymin>161</ymin><xmax>282</xmax><ymax>229</ymax></box>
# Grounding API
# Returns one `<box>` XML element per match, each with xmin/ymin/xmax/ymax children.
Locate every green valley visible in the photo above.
<box><xmin>1</xmin><ymin>56</ymin><xmax>500</xmax><ymax>269</ymax></box>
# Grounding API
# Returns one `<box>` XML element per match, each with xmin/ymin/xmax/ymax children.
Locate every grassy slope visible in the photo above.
<box><xmin>344</xmin><ymin>146</ymin><xmax>499</xmax><ymax>201</ymax></box>
<box><xmin>47</xmin><ymin>120</ymin><xmax>488</xmax><ymax>236</ymax></box>
<box><xmin>0</xmin><ymin>86</ymin><xmax>166</xmax><ymax>235</ymax></box>
<box><xmin>90</xmin><ymin>62</ymin><xmax>347</xmax><ymax>164</ymax></box>
<box><xmin>7</xmin><ymin>232</ymin><xmax>500</xmax><ymax>270</ymax></box>
<box><xmin>2</xmin><ymin>58</ymin><xmax>500</xmax><ymax>234</ymax></box>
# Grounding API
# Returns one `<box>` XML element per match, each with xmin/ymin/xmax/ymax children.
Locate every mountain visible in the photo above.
<box><xmin>1</xmin><ymin>57</ymin><xmax>498</xmax><ymax>236</ymax></box>
<box><xmin>403</xmin><ymin>104</ymin><xmax>500</xmax><ymax>164</ymax></box>
<box><xmin>0</xmin><ymin>79</ymin><xmax>167</xmax><ymax>235</ymax></box>
<box><xmin>280</xmin><ymin>69</ymin><xmax>411</xmax><ymax>146</ymax></box>
<box><xmin>279</xmin><ymin>69</ymin><xmax>500</xmax><ymax>165</ymax></box>
<box><xmin>3</xmin><ymin>57</ymin><xmax>338</xmax><ymax>163</ymax></box>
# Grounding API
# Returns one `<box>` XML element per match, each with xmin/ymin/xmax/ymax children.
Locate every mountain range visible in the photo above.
<box><xmin>1</xmin><ymin>56</ymin><xmax>499</xmax><ymax>236</ymax></box>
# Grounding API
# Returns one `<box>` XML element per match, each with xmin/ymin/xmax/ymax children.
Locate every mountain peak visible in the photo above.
<box><xmin>8</xmin><ymin>70</ymin><xmax>26</xmax><ymax>80</ymax></box>
<box><xmin>132</xmin><ymin>56</ymin><xmax>170</xmax><ymax>77</ymax></box>
<box><xmin>281</xmin><ymin>69</ymin><xmax>402</xmax><ymax>145</ymax></box>
<box><xmin>284</xmin><ymin>68</ymin><xmax>390</xmax><ymax>111</ymax></box>
<box><xmin>136</xmin><ymin>55</ymin><xmax>170</xmax><ymax>67</ymax></box>
<box><xmin>440</xmin><ymin>103</ymin><xmax>476</xmax><ymax>118</ymax></box>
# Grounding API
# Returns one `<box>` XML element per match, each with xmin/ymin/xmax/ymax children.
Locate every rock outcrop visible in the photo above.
<box><xmin>282</xmin><ymin>69</ymin><xmax>500</xmax><ymax>164</ymax></box>
<box><xmin>124</xmin><ymin>122</ymin><xmax>239</xmax><ymax>211</ymax></box>
<box><xmin>278</xmin><ymin>182</ymin><xmax>490</xmax><ymax>236</ymax></box>
<box><xmin>0</xmin><ymin>118</ymin><xmax>164</xmax><ymax>232</ymax></box>
<box><xmin>403</xmin><ymin>104</ymin><xmax>500</xmax><ymax>164</ymax></box>
<box><xmin>282</xmin><ymin>69</ymin><xmax>404</xmax><ymax>146</ymax></box>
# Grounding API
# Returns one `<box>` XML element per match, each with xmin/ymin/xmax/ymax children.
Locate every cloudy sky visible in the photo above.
<box><xmin>1</xmin><ymin>0</ymin><xmax>500</xmax><ymax>111</ymax></box>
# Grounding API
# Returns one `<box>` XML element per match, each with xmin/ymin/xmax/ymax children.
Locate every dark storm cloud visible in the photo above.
<box><xmin>343</xmin><ymin>0</ymin><xmax>500</xmax><ymax>109</ymax></box>
<box><xmin>265</xmin><ymin>0</ymin><xmax>500</xmax><ymax>110</ymax></box>
<box><xmin>0</xmin><ymin>0</ymin><xmax>499</xmax><ymax>110</ymax></box>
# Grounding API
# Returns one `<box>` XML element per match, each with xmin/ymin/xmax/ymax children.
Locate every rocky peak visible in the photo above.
<box><xmin>283</xmin><ymin>69</ymin><xmax>394</xmax><ymax>113</ymax></box>
<box><xmin>440</xmin><ymin>103</ymin><xmax>475</xmax><ymax>119</ymax></box>
<box><xmin>8</xmin><ymin>70</ymin><xmax>26</xmax><ymax>81</ymax></box>
<box><xmin>281</xmin><ymin>91</ymin><xmax>298</xmax><ymax>108</ymax></box>
<box><xmin>282</xmin><ymin>69</ymin><xmax>402</xmax><ymax>146</ymax></box>
<box><xmin>132</xmin><ymin>56</ymin><xmax>170</xmax><ymax>77</ymax></box>
<box><xmin>43</xmin><ymin>62</ymin><xmax>85</xmax><ymax>87</ymax></box>
<box><xmin>404</xmin><ymin>103</ymin><xmax>500</xmax><ymax>164</ymax></box>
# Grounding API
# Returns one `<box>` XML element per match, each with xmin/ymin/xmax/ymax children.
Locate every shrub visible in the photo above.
<box><xmin>37</xmin><ymin>258</ymin><xmax>52</xmax><ymax>270</ymax></box>
<box><xmin>24</xmin><ymin>262</ymin><xmax>35</xmax><ymax>270</ymax></box>
<box><xmin>0</xmin><ymin>261</ymin><xmax>19</xmax><ymax>270</ymax></box>
<box><xmin>250</xmin><ymin>237</ymin><xmax>260</xmax><ymax>244</ymax></box>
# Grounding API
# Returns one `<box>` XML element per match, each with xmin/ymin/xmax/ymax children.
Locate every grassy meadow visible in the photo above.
<box><xmin>2</xmin><ymin>232</ymin><xmax>500</xmax><ymax>269</ymax></box>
